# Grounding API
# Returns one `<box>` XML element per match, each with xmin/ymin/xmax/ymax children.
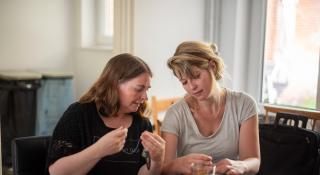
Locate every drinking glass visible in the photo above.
<box><xmin>191</xmin><ymin>163</ymin><xmax>216</xmax><ymax>175</ymax></box>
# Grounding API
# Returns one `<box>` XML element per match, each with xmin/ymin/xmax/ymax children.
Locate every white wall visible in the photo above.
<box><xmin>74</xmin><ymin>0</ymin><xmax>206</xmax><ymax>99</ymax></box>
<box><xmin>73</xmin><ymin>0</ymin><xmax>206</xmax><ymax>100</ymax></box>
<box><xmin>208</xmin><ymin>0</ymin><xmax>266</xmax><ymax>104</ymax></box>
<box><xmin>134</xmin><ymin>0</ymin><xmax>205</xmax><ymax>99</ymax></box>
<box><xmin>213</xmin><ymin>0</ymin><xmax>252</xmax><ymax>92</ymax></box>
<box><xmin>0</xmin><ymin>0</ymin><xmax>76</xmax><ymax>174</ymax></box>
<box><xmin>74</xmin><ymin>49</ymin><xmax>113</xmax><ymax>98</ymax></box>
<box><xmin>72</xmin><ymin>0</ymin><xmax>113</xmax><ymax>98</ymax></box>
<box><xmin>0</xmin><ymin>0</ymin><xmax>265</xmax><ymax>172</ymax></box>
<box><xmin>0</xmin><ymin>0</ymin><xmax>264</xmax><ymax>109</ymax></box>
<box><xmin>0</xmin><ymin>0</ymin><xmax>74</xmax><ymax>72</ymax></box>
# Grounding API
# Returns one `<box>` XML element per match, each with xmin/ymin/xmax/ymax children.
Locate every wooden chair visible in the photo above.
<box><xmin>263</xmin><ymin>104</ymin><xmax>320</xmax><ymax>131</ymax></box>
<box><xmin>151</xmin><ymin>96</ymin><xmax>180</xmax><ymax>135</ymax></box>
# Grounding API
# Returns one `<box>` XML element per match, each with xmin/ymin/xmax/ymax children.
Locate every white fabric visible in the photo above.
<box><xmin>161</xmin><ymin>89</ymin><xmax>258</xmax><ymax>163</ymax></box>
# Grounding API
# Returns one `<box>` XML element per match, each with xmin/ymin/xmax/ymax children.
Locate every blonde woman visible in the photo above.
<box><xmin>161</xmin><ymin>41</ymin><xmax>260</xmax><ymax>175</ymax></box>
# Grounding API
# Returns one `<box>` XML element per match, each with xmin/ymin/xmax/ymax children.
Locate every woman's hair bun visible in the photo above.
<box><xmin>210</xmin><ymin>43</ymin><xmax>219</xmax><ymax>56</ymax></box>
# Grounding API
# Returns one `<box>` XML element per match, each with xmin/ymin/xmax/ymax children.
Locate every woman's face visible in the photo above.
<box><xmin>118</xmin><ymin>72</ymin><xmax>151</xmax><ymax>114</ymax></box>
<box><xmin>179</xmin><ymin>66</ymin><xmax>215</xmax><ymax>101</ymax></box>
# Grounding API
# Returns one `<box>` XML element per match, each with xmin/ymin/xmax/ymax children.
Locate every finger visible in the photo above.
<box><xmin>215</xmin><ymin>158</ymin><xmax>228</xmax><ymax>167</ymax></box>
<box><xmin>121</xmin><ymin>137</ymin><xmax>126</xmax><ymax>145</ymax></box>
<box><xmin>113</xmin><ymin>127</ymin><xmax>128</xmax><ymax>137</ymax></box>
<box><xmin>142</xmin><ymin>131</ymin><xmax>166</xmax><ymax>144</ymax></box>
<box><xmin>140</xmin><ymin>131</ymin><xmax>154</xmax><ymax>141</ymax></box>
<box><xmin>226</xmin><ymin>169</ymin><xmax>236</xmax><ymax>175</ymax></box>
<box><xmin>190</xmin><ymin>159</ymin><xmax>213</xmax><ymax>167</ymax></box>
<box><xmin>151</xmin><ymin>133</ymin><xmax>166</xmax><ymax>144</ymax></box>
<box><xmin>141</xmin><ymin>133</ymin><xmax>162</xmax><ymax>148</ymax></box>
<box><xmin>191</xmin><ymin>153</ymin><xmax>212</xmax><ymax>161</ymax></box>
<box><xmin>222</xmin><ymin>165</ymin><xmax>232</xmax><ymax>175</ymax></box>
<box><xmin>141</xmin><ymin>139</ymin><xmax>156</xmax><ymax>151</ymax></box>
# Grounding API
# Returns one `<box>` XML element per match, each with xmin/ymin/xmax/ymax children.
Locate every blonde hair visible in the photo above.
<box><xmin>79</xmin><ymin>53</ymin><xmax>152</xmax><ymax>117</ymax></box>
<box><xmin>167</xmin><ymin>41</ymin><xmax>224</xmax><ymax>80</ymax></box>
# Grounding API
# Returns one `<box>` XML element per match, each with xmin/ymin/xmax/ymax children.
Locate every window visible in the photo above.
<box><xmin>81</xmin><ymin>0</ymin><xmax>114</xmax><ymax>49</ymax></box>
<box><xmin>96</xmin><ymin>0</ymin><xmax>114</xmax><ymax>46</ymax></box>
<box><xmin>262</xmin><ymin>0</ymin><xmax>320</xmax><ymax>109</ymax></box>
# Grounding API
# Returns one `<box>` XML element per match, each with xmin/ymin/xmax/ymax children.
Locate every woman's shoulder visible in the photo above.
<box><xmin>226</xmin><ymin>89</ymin><xmax>258</xmax><ymax>116</ymax></box>
<box><xmin>131</xmin><ymin>113</ymin><xmax>152</xmax><ymax>131</ymax></box>
<box><xmin>166</xmin><ymin>98</ymin><xmax>188</xmax><ymax>113</ymax></box>
<box><xmin>164</xmin><ymin>98</ymin><xmax>192</xmax><ymax>122</ymax></box>
<box><xmin>60</xmin><ymin>101</ymin><xmax>96</xmax><ymax>122</ymax></box>
<box><xmin>63</xmin><ymin>101</ymin><xmax>92</xmax><ymax>114</ymax></box>
<box><xmin>135</xmin><ymin>114</ymin><xmax>151</xmax><ymax>124</ymax></box>
<box><xmin>226</xmin><ymin>89</ymin><xmax>256</xmax><ymax>103</ymax></box>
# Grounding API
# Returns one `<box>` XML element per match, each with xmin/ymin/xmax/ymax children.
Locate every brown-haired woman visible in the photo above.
<box><xmin>46</xmin><ymin>53</ymin><xmax>165</xmax><ymax>175</ymax></box>
<box><xmin>161</xmin><ymin>41</ymin><xmax>260</xmax><ymax>175</ymax></box>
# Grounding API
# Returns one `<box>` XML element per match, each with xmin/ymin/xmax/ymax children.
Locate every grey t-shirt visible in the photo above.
<box><xmin>161</xmin><ymin>89</ymin><xmax>258</xmax><ymax>163</ymax></box>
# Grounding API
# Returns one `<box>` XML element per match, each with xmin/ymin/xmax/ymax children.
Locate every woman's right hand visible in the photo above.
<box><xmin>95</xmin><ymin>126</ymin><xmax>128</xmax><ymax>158</ymax></box>
<box><xmin>174</xmin><ymin>153</ymin><xmax>213</xmax><ymax>175</ymax></box>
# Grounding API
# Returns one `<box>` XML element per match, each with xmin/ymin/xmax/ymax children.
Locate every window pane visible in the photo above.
<box><xmin>262</xmin><ymin>0</ymin><xmax>320</xmax><ymax>109</ymax></box>
<box><xmin>95</xmin><ymin>0</ymin><xmax>113</xmax><ymax>46</ymax></box>
<box><xmin>105</xmin><ymin>0</ymin><xmax>114</xmax><ymax>37</ymax></box>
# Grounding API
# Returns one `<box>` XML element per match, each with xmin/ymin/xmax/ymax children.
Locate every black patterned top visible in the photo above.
<box><xmin>46</xmin><ymin>102</ymin><xmax>152</xmax><ymax>175</ymax></box>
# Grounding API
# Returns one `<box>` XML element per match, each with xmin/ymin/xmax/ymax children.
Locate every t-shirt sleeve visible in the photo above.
<box><xmin>46</xmin><ymin>104</ymin><xmax>82</xmax><ymax>167</ymax></box>
<box><xmin>161</xmin><ymin>106</ymin><xmax>180</xmax><ymax>136</ymax></box>
<box><xmin>239</xmin><ymin>92</ymin><xmax>259</xmax><ymax>123</ymax></box>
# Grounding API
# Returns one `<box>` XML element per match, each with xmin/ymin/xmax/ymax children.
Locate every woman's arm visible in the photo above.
<box><xmin>161</xmin><ymin>132</ymin><xmax>212</xmax><ymax>175</ymax></box>
<box><xmin>48</xmin><ymin>143</ymin><xmax>101</xmax><ymax>175</ymax></box>
<box><xmin>49</xmin><ymin>127</ymin><xmax>128</xmax><ymax>175</ymax></box>
<box><xmin>238</xmin><ymin>114</ymin><xmax>260</xmax><ymax>174</ymax></box>
<box><xmin>216</xmin><ymin>115</ymin><xmax>260</xmax><ymax>175</ymax></box>
<box><xmin>137</xmin><ymin>131</ymin><xmax>165</xmax><ymax>175</ymax></box>
<box><xmin>161</xmin><ymin>132</ymin><xmax>179</xmax><ymax>175</ymax></box>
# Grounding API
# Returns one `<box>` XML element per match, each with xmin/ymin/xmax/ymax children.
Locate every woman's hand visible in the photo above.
<box><xmin>140</xmin><ymin>131</ymin><xmax>165</xmax><ymax>164</ymax></box>
<box><xmin>95</xmin><ymin>126</ymin><xmax>128</xmax><ymax>158</ymax></box>
<box><xmin>174</xmin><ymin>153</ymin><xmax>213</xmax><ymax>175</ymax></box>
<box><xmin>215</xmin><ymin>158</ymin><xmax>248</xmax><ymax>175</ymax></box>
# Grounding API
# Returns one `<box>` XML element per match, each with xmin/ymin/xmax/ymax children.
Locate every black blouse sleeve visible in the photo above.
<box><xmin>46</xmin><ymin>103</ymin><xmax>83</xmax><ymax>166</ymax></box>
<box><xmin>146</xmin><ymin>119</ymin><xmax>153</xmax><ymax>133</ymax></box>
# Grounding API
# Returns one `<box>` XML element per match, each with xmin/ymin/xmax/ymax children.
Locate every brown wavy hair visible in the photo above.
<box><xmin>79</xmin><ymin>53</ymin><xmax>152</xmax><ymax>117</ymax></box>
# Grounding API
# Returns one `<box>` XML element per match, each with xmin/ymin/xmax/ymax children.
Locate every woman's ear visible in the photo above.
<box><xmin>208</xmin><ymin>60</ymin><xmax>218</xmax><ymax>80</ymax></box>
<box><xmin>209</xmin><ymin>60</ymin><xmax>216</xmax><ymax>71</ymax></box>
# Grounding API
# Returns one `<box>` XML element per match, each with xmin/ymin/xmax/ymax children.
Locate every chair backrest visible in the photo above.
<box><xmin>12</xmin><ymin>136</ymin><xmax>51</xmax><ymax>175</ymax></box>
<box><xmin>275</xmin><ymin>112</ymin><xmax>309</xmax><ymax>128</ymax></box>
<box><xmin>263</xmin><ymin>104</ymin><xmax>320</xmax><ymax>131</ymax></box>
<box><xmin>151</xmin><ymin>96</ymin><xmax>179</xmax><ymax>135</ymax></box>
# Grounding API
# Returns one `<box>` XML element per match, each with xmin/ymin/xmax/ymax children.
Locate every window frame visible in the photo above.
<box><xmin>95</xmin><ymin>0</ymin><xmax>113</xmax><ymax>47</ymax></box>
<box><xmin>81</xmin><ymin>0</ymin><xmax>114</xmax><ymax>50</ymax></box>
<box><xmin>205</xmin><ymin>0</ymin><xmax>320</xmax><ymax>111</ymax></box>
<box><xmin>260</xmin><ymin>0</ymin><xmax>320</xmax><ymax>110</ymax></box>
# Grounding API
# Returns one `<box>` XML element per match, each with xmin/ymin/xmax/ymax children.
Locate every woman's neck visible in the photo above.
<box><xmin>102</xmin><ymin>113</ymin><xmax>132</xmax><ymax>128</ymax></box>
<box><xmin>198</xmin><ymin>86</ymin><xmax>224</xmax><ymax>107</ymax></box>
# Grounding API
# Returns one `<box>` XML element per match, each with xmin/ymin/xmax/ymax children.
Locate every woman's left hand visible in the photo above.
<box><xmin>215</xmin><ymin>158</ymin><xmax>248</xmax><ymax>175</ymax></box>
<box><xmin>140</xmin><ymin>131</ymin><xmax>165</xmax><ymax>164</ymax></box>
